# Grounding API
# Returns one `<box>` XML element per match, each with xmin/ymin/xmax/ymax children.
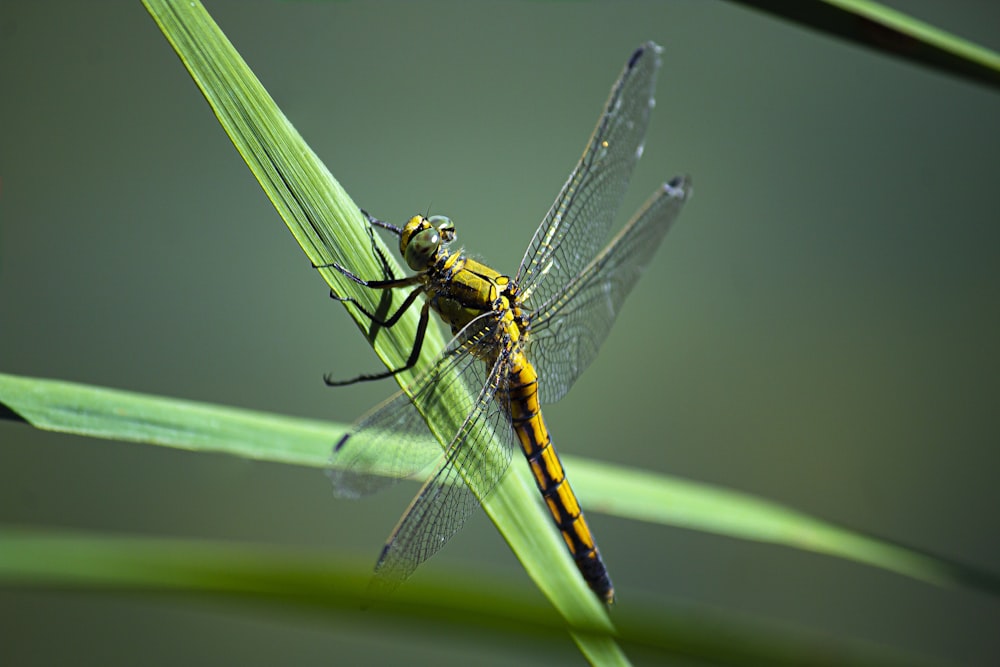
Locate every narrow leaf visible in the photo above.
<box><xmin>730</xmin><ymin>0</ymin><xmax>1000</xmax><ymax>91</ymax></box>
<box><xmin>0</xmin><ymin>527</ymin><xmax>945</xmax><ymax>667</ymax></box>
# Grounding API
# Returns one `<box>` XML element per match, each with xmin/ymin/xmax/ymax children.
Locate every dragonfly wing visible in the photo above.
<box><xmin>515</xmin><ymin>42</ymin><xmax>662</xmax><ymax>311</ymax></box>
<box><xmin>530</xmin><ymin>176</ymin><xmax>692</xmax><ymax>403</ymax></box>
<box><xmin>329</xmin><ymin>313</ymin><xmax>503</xmax><ymax>498</ymax></box>
<box><xmin>372</xmin><ymin>336</ymin><xmax>516</xmax><ymax>590</ymax></box>
<box><xmin>328</xmin><ymin>388</ymin><xmax>442</xmax><ymax>500</ymax></box>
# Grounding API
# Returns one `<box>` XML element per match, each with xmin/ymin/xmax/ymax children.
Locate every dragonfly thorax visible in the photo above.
<box><xmin>400</xmin><ymin>215</ymin><xmax>456</xmax><ymax>271</ymax></box>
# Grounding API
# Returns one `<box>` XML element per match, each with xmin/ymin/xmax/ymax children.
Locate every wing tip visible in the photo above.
<box><xmin>629</xmin><ymin>41</ymin><xmax>663</xmax><ymax>70</ymax></box>
<box><xmin>334</xmin><ymin>432</ymin><xmax>352</xmax><ymax>453</ymax></box>
<box><xmin>664</xmin><ymin>175</ymin><xmax>693</xmax><ymax>200</ymax></box>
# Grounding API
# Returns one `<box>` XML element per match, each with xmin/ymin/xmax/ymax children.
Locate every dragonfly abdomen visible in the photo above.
<box><xmin>505</xmin><ymin>352</ymin><xmax>615</xmax><ymax>604</ymax></box>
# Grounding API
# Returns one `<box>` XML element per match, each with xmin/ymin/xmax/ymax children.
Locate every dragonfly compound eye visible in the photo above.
<box><xmin>427</xmin><ymin>215</ymin><xmax>456</xmax><ymax>243</ymax></box>
<box><xmin>404</xmin><ymin>227</ymin><xmax>441</xmax><ymax>270</ymax></box>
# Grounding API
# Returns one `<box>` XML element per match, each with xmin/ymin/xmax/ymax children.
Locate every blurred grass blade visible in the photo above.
<box><xmin>0</xmin><ymin>527</ymin><xmax>946</xmax><ymax>667</ymax></box>
<box><xmin>0</xmin><ymin>527</ymin><xmax>600</xmax><ymax>649</ymax></box>
<box><xmin>141</xmin><ymin>0</ymin><xmax>618</xmax><ymax>659</ymax></box>
<box><xmin>729</xmin><ymin>0</ymin><xmax>1000</xmax><ymax>91</ymax></box>
<box><xmin>3</xmin><ymin>371</ymin><xmax>999</xmax><ymax>601</ymax></box>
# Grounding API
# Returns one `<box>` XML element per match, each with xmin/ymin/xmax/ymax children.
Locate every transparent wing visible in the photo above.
<box><xmin>529</xmin><ymin>177</ymin><xmax>691</xmax><ymax>404</ymax></box>
<box><xmin>329</xmin><ymin>313</ymin><xmax>516</xmax><ymax>589</ymax></box>
<box><xmin>329</xmin><ymin>312</ymin><xmax>503</xmax><ymax>498</ymax></box>
<box><xmin>516</xmin><ymin>42</ymin><xmax>662</xmax><ymax>312</ymax></box>
<box><xmin>373</xmin><ymin>344</ymin><xmax>515</xmax><ymax>590</ymax></box>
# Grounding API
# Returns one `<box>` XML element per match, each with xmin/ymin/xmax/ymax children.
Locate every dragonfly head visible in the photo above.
<box><xmin>400</xmin><ymin>215</ymin><xmax>456</xmax><ymax>271</ymax></box>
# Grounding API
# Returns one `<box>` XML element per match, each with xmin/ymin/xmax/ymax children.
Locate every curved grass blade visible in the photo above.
<box><xmin>564</xmin><ymin>456</ymin><xmax>1000</xmax><ymax>598</ymax></box>
<box><xmin>140</xmin><ymin>0</ymin><xmax>619</xmax><ymax>659</ymax></box>
<box><xmin>3</xmin><ymin>371</ymin><xmax>998</xmax><ymax>601</ymax></box>
<box><xmin>0</xmin><ymin>527</ymin><xmax>948</xmax><ymax>667</ymax></box>
<box><xmin>728</xmin><ymin>0</ymin><xmax>1000</xmax><ymax>92</ymax></box>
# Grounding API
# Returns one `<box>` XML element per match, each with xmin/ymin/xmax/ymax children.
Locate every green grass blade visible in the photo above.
<box><xmin>728</xmin><ymin>0</ymin><xmax>1000</xmax><ymax>91</ymax></box>
<box><xmin>0</xmin><ymin>527</ymin><xmax>947</xmax><ymax>667</ymax></box>
<box><xmin>0</xmin><ymin>372</ymin><xmax>338</xmax><ymax>467</ymax></box>
<box><xmin>141</xmin><ymin>0</ymin><xmax>436</xmax><ymax>380</ymax></box>
<box><xmin>3</xmin><ymin>371</ymin><xmax>997</xmax><ymax>601</ymax></box>
<box><xmin>565</xmin><ymin>458</ymin><xmax>1000</xmax><ymax>597</ymax></box>
<box><xmin>140</xmin><ymin>0</ymin><xmax>618</xmax><ymax>659</ymax></box>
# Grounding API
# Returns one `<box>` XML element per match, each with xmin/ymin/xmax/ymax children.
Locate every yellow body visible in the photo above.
<box><xmin>506</xmin><ymin>349</ymin><xmax>611</xmax><ymax>602</ymax></box>
<box><xmin>399</xmin><ymin>214</ymin><xmax>614</xmax><ymax>603</ymax></box>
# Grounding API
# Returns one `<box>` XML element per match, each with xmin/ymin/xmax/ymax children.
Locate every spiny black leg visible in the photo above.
<box><xmin>359</xmin><ymin>209</ymin><xmax>398</xmax><ymax>281</ymax></box>
<box><xmin>329</xmin><ymin>285</ymin><xmax>425</xmax><ymax>328</ymax></box>
<box><xmin>362</xmin><ymin>209</ymin><xmax>403</xmax><ymax>236</ymax></box>
<box><xmin>325</xmin><ymin>262</ymin><xmax>423</xmax><ymax>291</ymax></box>
<box><xmin>315</xmin><ymin>208</ymin><xmax>434</xmax><ymax>386</ymax></box>
<box><xmin>324</xmin><ymin>299</ymin><xmax>432</xmax><ymax>386</ymax></box>
<box><xmin>313</xmin><ymin>208</ymin><xmax>400</xmax><ymax>271</ymax></box>
<box><xmin>311</xmin><ymin>244</ymin><xmax>394</xmax><ymax>282</ymax></box>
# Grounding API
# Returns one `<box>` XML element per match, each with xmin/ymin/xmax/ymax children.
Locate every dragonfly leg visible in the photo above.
<box><xmin>361</xmin><ymin>209</ymin><xmax>404</xmax><ymax>238</ymax></box>
<box><xmin>324</xmin><ymin>298</ymin><xmax>432</xmax><ymax>386</ymax></box>
<box><xmin>314</xmin><ymin>209</ymin><xmax>401</xmax><ymax>279</ymax></box>
<box><xmin>314</xmin><ymin>251</ymin><xmax>422</xmax><ymax>291</ymax></box>
<box><xmin>359</xmin><ymin>211</ymin><xmax>397</xmax><ymax>281</ymax></box>
<box><xmin>320</xmin><ymin>262</ymin><xmax>425</xmax><ymax>323</ymax></box>
<box><xmin>329</xmin><ymin>284</ymin><xmax>425</xmax><ymax>328</ymax></box>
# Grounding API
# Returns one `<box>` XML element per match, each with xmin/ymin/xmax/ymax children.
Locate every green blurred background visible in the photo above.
<box><xmin>1</xmin><ymin>1</ymin><xmax>999</xmax><ymax>664</ymax></box>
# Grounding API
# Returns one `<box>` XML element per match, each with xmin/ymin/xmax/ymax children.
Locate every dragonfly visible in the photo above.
<box><xmin>325</xmin><ymin>42</ymin><xmax>691</xmax><ymax>605</ymax></box>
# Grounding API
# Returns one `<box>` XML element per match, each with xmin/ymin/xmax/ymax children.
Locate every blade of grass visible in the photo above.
<box><xmin>0</xmin><ymin>372</ymin><xmax>339</xmax><ymax>467</ymax></box>
<box><xmin>142</xmin><ymin>0</ymin><xmax>421</xmax><ymax>357</ymax></box>
<box><xmin>3</xmin><ymin>371</ymin><xmax>998</xmax><ymax>600</ymax></box>
<box><xmin>0</xmin><ymin>527</ymin><xmax>947</xmax><ymax>667</ymax></box>
<box><xmin>566</xmin><ymin>458</ymin><xmax>1000</xmax><ymax>598</ymax></box>
<box><xmin>140</xmin><ymin>0</ymin><xmax>619</xmax><ymax>660</ymax></box>
<box><xmin>728</xmin><ymin>0</ymin><xmax>1000</xmax><ymax>91</ymax></box>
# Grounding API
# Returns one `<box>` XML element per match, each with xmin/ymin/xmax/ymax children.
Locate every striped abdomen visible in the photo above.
<box><xmin>505</xmin><ymin>351</ymin><xmax>615</xmax><ymax>604</ymax></box>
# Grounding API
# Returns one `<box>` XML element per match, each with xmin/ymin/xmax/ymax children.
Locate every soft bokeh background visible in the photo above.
<box><xmin>2</xmin><ymin>1</ymin><xmax>998</xmax><ymax>665</ymax></box>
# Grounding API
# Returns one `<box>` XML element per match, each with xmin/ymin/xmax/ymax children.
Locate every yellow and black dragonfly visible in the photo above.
<box><xmin>325</xmin><ymin>42</ymin><xmax>690</xmax><ymax>604</ymax></box>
